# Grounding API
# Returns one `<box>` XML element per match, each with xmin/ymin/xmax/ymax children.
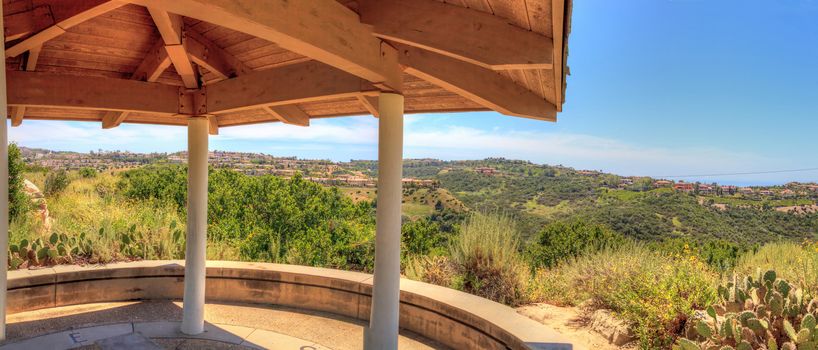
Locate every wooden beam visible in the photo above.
<box><xmin>122</xmin><ymin>0</ymin><xmax>402</xmax><ymax>91</ymax></box>
<box><xmin>207</xmin><ymin>61</ymin><xmax>375</xmax><ymax>114</ymax></box>
<box><xmin>103</xmin><ymin>39</ymin><xmax>171</xmax><ymax>129</ymax></box>
<box><xmin>25</xmin><ymin>46</ymin><xmax>41</xmax><ymax>71</ymax></box>
<box><xmin>102</xmin><ymin>111</ymin><xmax>129</xmax><ymax>129</ymax></box>
<box><xmin>5</xmin><ymin>0</ymin><xmax>126</xmax><ymax>57</ymax></box>
<box><xmin>10</xmin><ymin>107</ymin><xmax>25</xmax><ymax>127</ymax></box>
<box><xmin>261</xmin><ymin>105</ymin><xmax>309</xmax><ymax>127</ymax></box>
<box><xmin>397</xmin><ymin>45</ymin><xmax>556</xmax><ymax>121</ymax></box>
<box><xmin>359</xmin><ymin>0</ymin><xmax>553</xmax><ymax>71</ymax></box>
<box><xmin>185</xmin><ymin>29</ymin><xmax>250</xmax><ymax>80</ymax></box>
<box><xmin>147</xmin><ymin>8</ymin><xmax>198</xmax><ymax>88</ymax></box>
<box><xmin>207</xmin><ymin>115</ymin><xmax>219</xmax><ymax>135</ymax></box>
<box><xmin>356</xmin><ymin>94</ymin><xmax>379</xmax><ymax>117</ymax></box>
<box><xmin>131</xmin><ymin>38</ymin><xmax>171</xmax><ymax>82</ymax></box>
<box><xmin>552</xmin><ymin>0</ymin><xmax>566</xmax><ymax>111</ymax></box>
<box><xmin>7</xmin><ymin>70</ymin><xmax>181</xmax><ymax>114</ymax></box>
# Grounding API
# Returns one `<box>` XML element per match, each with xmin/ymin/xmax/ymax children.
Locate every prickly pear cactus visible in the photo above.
<box><xmin>674</xmin><ymin>270</ymin><xmax>818</xmax><ymax>350</ymax></box>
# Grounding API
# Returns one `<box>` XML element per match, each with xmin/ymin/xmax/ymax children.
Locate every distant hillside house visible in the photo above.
<box><xmin>759</xmin><ymin>190</ymin><xmax>774</xmax><ymax>196</ymax></box>
<box><xmin>654</xmin><ymin>180</ymin><xmax>672</xmax><ymax>188</ymax></box>
<box><xmin>474</xmin><ymin>167</ymin><xmax>496</xmax><ymax>175</ymax></box>
<box><xmin>807</xmin><ymin>185</ymin><xmax>818</xmax><ymax>192</ymax></box>
<box><xmin>698</xmin><ymin>184</ymin><xmax>715</xmax><ymax>195</ymax></box>
<box><xmin>721</xmin><ymin>185</ymin><xmax>737</xmax><ymax>195</ymax></box>
<box><xmin>739</xmin><ymin>187</ymin><xmax>754</xmax><ymax>195</ymax></box>
<box><xmin>674</xmin><ymin>182</ymin><xmax>694</xmax><ymax>193</ymax></box>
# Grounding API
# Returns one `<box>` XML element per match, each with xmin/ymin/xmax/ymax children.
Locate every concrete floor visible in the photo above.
<box><xmin>2</xmin><ymin>301</ymin><xmax>446</xmax><ymax>350</ymax></box>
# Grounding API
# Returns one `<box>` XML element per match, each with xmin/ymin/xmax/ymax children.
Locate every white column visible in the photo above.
<box><xmin>0</xmin><ymin>0</ymin><xmax>9</xmax><ymax>339</ymax></box>
<box><xmin>364</xmin><ymin>92</ymin><xmax>404</xmax><ymax>350</ymax></box>
<box><xmin>181</xmin><ymin>116</ymin><xmax>209</xmax><ymax>335</ymax></box>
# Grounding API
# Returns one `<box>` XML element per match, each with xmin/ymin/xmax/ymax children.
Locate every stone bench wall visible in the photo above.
<box><xmin>7</xmin><ymin>260</ymin><xmax>573</xmax><ymax>350</ymax></box>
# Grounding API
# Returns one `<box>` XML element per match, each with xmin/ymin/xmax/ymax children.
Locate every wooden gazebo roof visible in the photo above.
<box><xmin>3</xmin><ymin>0</ymin><xmax>571</xmax><ymax>133</ymax></box>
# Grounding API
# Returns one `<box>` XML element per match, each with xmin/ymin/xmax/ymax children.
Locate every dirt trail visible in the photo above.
<box><xmin>517</xmin><ymin>303</ymin><xmax>630</xmax><ymax>350</ymax></box>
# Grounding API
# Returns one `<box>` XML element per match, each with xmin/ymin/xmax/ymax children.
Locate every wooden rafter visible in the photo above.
<box><xmin>7</xmin><ymin>70</ymin><xmax>181</xmax><ymax>114</ymax></box>
<box><xmin>5</xmin><ymin>0</ymin><xmax>126</xmax><ymax>57</ymax></box>
<box><xmin>185</xmin><ymin>29</ymin><xmax>251</xmax><ymax>81</ymax></box>
<box><xmin>356</xmin><ymin>94</ymin><xmax>379</xmax><ymax>118</ymax></box>
<box><xmin>10</xmin><ymin>107</ymin><xmax>25</xmax><ymax>127</ymax></box>
<box><xmin>397</xmin><ymin>45</ymin><xmax>557</xmax><ymax>121</ymax></box>
<box><xmin>206</xmin><ymin>61</ymin><xmax>376</xmax><ymax>114</ymax></box>
<box><xmin>121</xmin><ymin>0</ymin><xmax>402</xmax><ymax>92</ymax></box>
<box><xmin>261</xmin><ymin>105</ymin><xmax>310</xmax><ymax>127</ymax></box>
<box><xmin>103</xmin><ymin>39</ymin><xmax>171</xmax><ymax>129</ymax></box>
<box><xmin>147</xmin><ymin>8</ymin><xmax>199</xmax><ymax>89</ymax></box>
<box><xmin>359</xmin><ymin>0</ymin><xmax>553</xmax><ymax>70</ymax></box>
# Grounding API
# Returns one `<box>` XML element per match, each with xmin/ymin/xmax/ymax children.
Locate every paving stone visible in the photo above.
<box><xmin>96</xmin><ymin>332</ymin><xmax>161</xmax><ymax>350</ymax></box>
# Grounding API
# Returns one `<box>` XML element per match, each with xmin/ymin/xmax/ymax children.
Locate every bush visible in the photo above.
<box><xmin>8</xmin><ymin>144</ymin><xmax>30</xmax><ymax>220</ymax></box>
<box><xmin>525</xmin><ymin>220</ymin><xmax>626</xmax><ymax>270</ymax></box>
<box><xmin>531</xmin><ymin>244</ymin><xmax>718</xmax><ymax>348</ymax></box>
<box><xmin>78</xmin><ymin>167</ymin><xmax>98</xmax><ymax>178</ymax></box>
<box><xmin>402</xmin><ymin>217</ymin><xmax>447</xmax><ymax>259</ymax></box>
<box><xmin>450</xmin><ymin>212</ymin><xmax>528</xmax><ymax>305</ymax></box>
<box><xmin>44</xmin><ymin>170</ymin><xmax>71</xmax><ymax>196</ymax></box>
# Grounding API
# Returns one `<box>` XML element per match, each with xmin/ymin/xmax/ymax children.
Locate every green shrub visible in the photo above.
<box><xmin>44</xmin><ymin>170</ymin><xmax>71</xmax><ymax>196</ymax></box>
<box><xmin>525</xmin><ymin>220</ymin><xmax>626</xmax><ymax>270</ymax></box>
<box><xmin>449</xmin><ymin>212</ymin><xmax>528</xmax><ymax>305</ymax></box>
<box><xmin>402</xmin><ymin>217</ymin><xmax>448</xmax><ymax>259</ymax></box>
<box><xmin>8</xmin><ymin>144</ymin><xmax>30</xmax><ymax>220</ymax></box>
<box><xmin>650</xmin><ymin>238</ymin><xmax>746</xmax><ymax>273</ymax></box>
<box><xmin>119</xmin><ymin>166</ymin><xmax>377</xmax><ymax>270</ymax></box>
<box><xmin>532</xmin><ymin>244</ymin><xmax>719</xmax><ymax>348</ymax></box>
<box><xmin>677</xmin><ymin>270</ymin><xmax>818</xmax><ymax>350</ymax></box>
<box><xmin>78</xmin><ymin>167</ymin><xmax>98</xmax><ymax>178</ymax></box>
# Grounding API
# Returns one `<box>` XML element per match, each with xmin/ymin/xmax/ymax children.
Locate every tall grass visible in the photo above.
<box><xmin>734</xmin><ymin>241</ymin><xmax>818</xmax><ymax>293</ymax></box>
<box><xmin>407</xmin><ymin>212</ymin><xmax>529</xmax><ymax>305</ymax></box>
<box><xmin>531</xmin><ymin>244</ymin><xmax>719</xmax><ymax>349</ymax></box>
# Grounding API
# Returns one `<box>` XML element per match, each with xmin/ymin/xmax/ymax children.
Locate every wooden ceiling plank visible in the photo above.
<box><xmin>185</xmin><ymin>29</ymin><xmax>251</xmax><ymax>80</ymax></box>
<box><xmin>4</xmin><ymin>6</ymin><xmax>55</xmax><ymax>42</ymax></box>
<box><xmin>397</xmin><ymin>45</ymin><xmax>556</xmax><ymax>121</ymax></box>
<box><xmin>121</xmin><ymin>0</ymin><xmax>402</xmax><ymax>92</ymax></box>
<box><xmin>6</xmin><ymin>0</ymin><xmax>127</xmax><ymax>57</ymax></box>
<box><xmin>206</xmin><ymin>61</ymin><xmax>373</xmax><ymax>114</ymax></box>
<box><xmin>7</xmin><ymin>70</ymin><xmax>181</xmax><ymax>114</ymax></box>
<box><xmin>359</xmin><ymin>0</ymin><xmax>552</xmax><ymax>70</ymax></box>
<box><xmin>261</xmin><ymin>105</ymin><xmax>309</xmax><ymax>126</ymax></box>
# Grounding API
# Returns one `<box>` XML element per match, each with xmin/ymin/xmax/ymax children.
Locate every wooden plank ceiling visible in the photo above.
<box><xmin>3</xmin><ymin>0</ymin><xmax>571</xmax><ymax>130</ymax></box>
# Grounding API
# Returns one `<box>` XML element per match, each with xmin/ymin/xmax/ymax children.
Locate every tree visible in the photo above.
<box><xmin>8</xmin><ymin>144</ymin><xmax>30</xmax><ymax>220</ymax></box>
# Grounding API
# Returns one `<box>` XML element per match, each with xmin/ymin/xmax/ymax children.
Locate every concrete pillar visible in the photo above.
<box><xmin>364</xmin><ymin>92</ymin><xmax>404</xmax><ymax>350</ymax></box>
<box><xmin>0</xmin><ymin>0</ymin><xmax>9</xmax><ymax>339</ymax></box>
<box><xmin>181</xmin><ymin>116</ymin><xmax>209</xmax><ymax>335</ymax></box>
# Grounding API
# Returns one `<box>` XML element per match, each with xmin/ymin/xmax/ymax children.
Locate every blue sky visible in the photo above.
<box><xmin>9</xmin><ymin>0</ymin><xmax>818</xmax><ymax>185</ymax></box>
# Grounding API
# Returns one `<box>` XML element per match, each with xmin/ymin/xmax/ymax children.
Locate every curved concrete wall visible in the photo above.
<box><xmin>7</xmin><ymin>261</ymin><xmax>573</xmax><ymax>350</ymax></box>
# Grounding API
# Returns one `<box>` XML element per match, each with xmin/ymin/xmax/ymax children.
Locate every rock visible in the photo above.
<box><xmin>23</xmin><ymin>179</ymin><xmax>44</xmax><ymax>198</ymax></box>
<box><xmin>588</xmin><ymin>309</ymin><xmax>635</xmax><ymax>346</ymax></box>
<box><xmin>22</xmin><ymin>179</ymin><xmax>52</xmax><ymax>233</ymax></box>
